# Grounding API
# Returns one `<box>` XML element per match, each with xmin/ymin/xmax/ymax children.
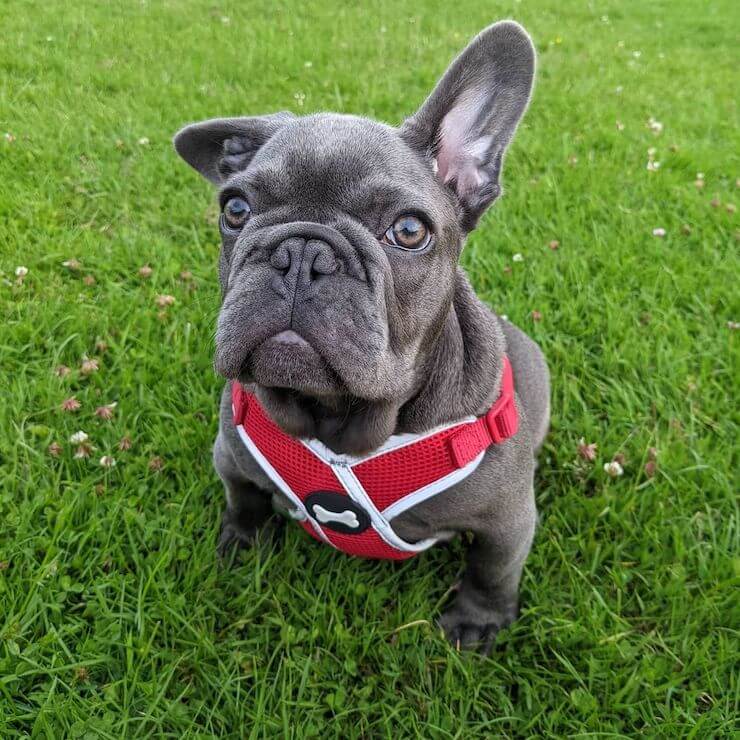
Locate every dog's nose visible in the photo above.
<box><xmin>270</xmin><ymin>237</ymin><xmax>337</xmax><ymax>290</ymax></box>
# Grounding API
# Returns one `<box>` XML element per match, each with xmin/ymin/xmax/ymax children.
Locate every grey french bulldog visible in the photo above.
<box><xmin>174</xmin><ymin>20</ymin><xmax>549</xmax><ymax>653</ymax></box>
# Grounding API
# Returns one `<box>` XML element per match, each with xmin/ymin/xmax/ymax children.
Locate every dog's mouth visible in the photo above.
<box><xmin>241</xmin><ymin>329</ymin><xmax>342</xmax><ymax>396</ymax></box>
<box><xmin>267</xmin><ymin>329</ymin><xmax>312</xmax><ymax>349</ymax></box>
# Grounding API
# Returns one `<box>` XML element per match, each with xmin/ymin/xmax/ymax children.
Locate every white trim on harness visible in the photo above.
<box><xmin>234</xmin><ymin>423</ymin><xmax>333</xmax><ymax>546</ymax></box>
<box><xmin>330</xmin><ymin>464</ymin><xmax>440</xmax><ymax>553</ymax></box>
<box><xmin>381</xmin><ymin>449</ymin><xmax>486</xmax><ymax>522</ymax></box>
<box><xmin>301</xmin><ymin>414</ymin><xmax>478</xmax><ymax>467</ymax></box>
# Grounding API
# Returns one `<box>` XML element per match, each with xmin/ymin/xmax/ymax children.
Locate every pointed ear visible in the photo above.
<box><xmin>173</xmin><ymin>113</ymin><xmax>293</xmax><ymax>184</ymax></box>
<box><xmin>400</xmin><ymin>21</ymin><xmax>535</xmax><ymax>230</ymax></box>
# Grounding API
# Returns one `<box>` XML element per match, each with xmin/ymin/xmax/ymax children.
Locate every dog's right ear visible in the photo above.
<box><xmin>173</xmin><ymin>113</ymin><xmax>293</xmax><ymax>184</ymax></box>
<box><xmin>400</xmin><ymin>22</ymin><xmax>535</xmax><ymax>231</ymax></box>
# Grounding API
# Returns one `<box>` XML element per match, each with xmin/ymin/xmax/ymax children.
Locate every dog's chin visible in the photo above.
<box><xmin>243</xmin><ymin>331</ymin><xmax>342</xmax><ymax>397</ymax></box>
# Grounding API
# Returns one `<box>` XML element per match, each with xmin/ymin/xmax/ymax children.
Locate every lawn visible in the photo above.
<box><xmin>1</xmin><ymin>0</ymin><xmax>738</xmax><ymax>736</ymax></box>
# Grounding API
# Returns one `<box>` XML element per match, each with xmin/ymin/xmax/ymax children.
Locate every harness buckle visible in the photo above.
<box><xmin>485</xmin><ymin>395</ymin><xmax>518</xmax><ymax>443</ymax></box>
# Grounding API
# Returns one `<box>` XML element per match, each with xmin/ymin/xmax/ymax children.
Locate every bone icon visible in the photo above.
<box><xmin>313</xmin><ymin>505</ymin><xmax>360</xmax><ymax>529</ymax></box>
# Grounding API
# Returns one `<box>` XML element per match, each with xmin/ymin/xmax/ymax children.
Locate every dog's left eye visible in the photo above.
<box><xmin>222</xmin><ymin>197</ymin><xmax>251</xmax><ymax>230</ymax></box>
<box><xmin>381</xmin><ymin>215</ymin><xmax>431</xmax><ymax>251</ymax></box>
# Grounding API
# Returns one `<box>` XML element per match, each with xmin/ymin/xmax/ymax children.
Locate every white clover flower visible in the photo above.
<box><xmin>512</xmin><ymin>253</ymin><xmax>524</xmax><ymax>262</ymax></box>
<box><xmin>155</xmin><ymin>294</ymin><xmax>175</xmax><ymax>307</ymax></box>
<box><xmin>15</xmin><ymin>266</ymin><xmax>29</xmax><ymax>277</ymax></box>
<box><xmin>652</xmin><ymin>227</ymin><xmax>666</xmax><ymax>237</ymax></box>
<box><xmin>99</xmin><ymin>455</ymin><xmax>116</xmax><ymax>468</ymax></box>
<box><xmin>80</xmin><ymin>357</ymin><xmax>99</xmax><ymax>375</ymax></box>
<box><xmin>69</xmin><ymin>430</ymin><xmax>89</xmax><ymax>444</ymax></box>
<box><xmin>604</xmin><ymin>461</ymin><xmax>624</xmax><ymax>477</ymax></box>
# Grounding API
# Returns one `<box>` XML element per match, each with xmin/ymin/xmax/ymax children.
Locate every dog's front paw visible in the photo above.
<box><xmin>217</xmin><ymin>511</ymin><xmax>284</xmax><ymax>560</ymax></box>
<box><xmin>438</xmin><ymin>598</ymin><xmax>518</xmax><ymax>654</ymax></box>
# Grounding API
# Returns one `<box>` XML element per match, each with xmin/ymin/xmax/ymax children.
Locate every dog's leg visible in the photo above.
<box><xmin>439</xmin><ymin>493</ymin><xmax>536</xmax><ymax>654</ymax></box>
<box><xmin>213</xmin><ymin>431</ymin><xmax>282</xmax><ymax>557</ymax></box>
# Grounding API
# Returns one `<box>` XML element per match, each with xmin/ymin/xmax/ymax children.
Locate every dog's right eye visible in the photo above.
<box><xmin>381</xmin><ymin>215</ymin><xmax>431</xmax><ymax>251</ymax></box>
<box><xmin>222</xmin><ymin>197</ymin><xmax>251</xmax><ymax>230</ymax></box>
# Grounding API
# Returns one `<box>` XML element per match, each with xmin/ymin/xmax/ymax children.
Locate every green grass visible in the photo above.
<box><xmin>1</xmin><ymin>0</ymin><xmax>738</xmax><ymax>736</ymax></box>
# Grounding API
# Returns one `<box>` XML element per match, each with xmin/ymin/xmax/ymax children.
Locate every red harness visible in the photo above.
<box><xmin>231</xmin><ymin>357</ymin><xmax>518</xmax><ymax>560</ymax></box>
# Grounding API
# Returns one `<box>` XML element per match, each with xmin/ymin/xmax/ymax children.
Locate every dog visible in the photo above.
<box><xmin>174</xmin><ymin>20</ymin><xmax>549</xmax><ymax>653</ymax></box>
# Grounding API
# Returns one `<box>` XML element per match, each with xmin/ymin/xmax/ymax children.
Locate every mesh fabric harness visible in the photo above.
<box><xmin>231</xmin><ymin>357</ymin><xmax>518</xmax><ymax>559</ymax></box>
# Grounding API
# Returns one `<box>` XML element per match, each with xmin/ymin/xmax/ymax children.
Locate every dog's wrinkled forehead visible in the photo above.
<box><xmin>238</xmin><ymin>114</ymin><xmax>440</xmax><ymax>214</ymax></box>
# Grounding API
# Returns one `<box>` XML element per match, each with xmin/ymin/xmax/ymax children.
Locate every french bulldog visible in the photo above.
<box><xmin>174</xmin><ymin>20</ymin><xmax>549</xmax><ymax>653</ymax></box>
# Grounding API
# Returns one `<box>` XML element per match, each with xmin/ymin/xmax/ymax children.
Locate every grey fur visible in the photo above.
<box><xmin>174</xmin><ymin>20</ymin><xmax>549</xmax><ymax>653</ymax></box>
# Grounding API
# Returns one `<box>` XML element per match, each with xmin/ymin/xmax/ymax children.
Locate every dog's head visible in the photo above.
<box><xmin>174</xmin><ymin>21</ymin><xmax>534</xmax><ymax>448</ymax></box>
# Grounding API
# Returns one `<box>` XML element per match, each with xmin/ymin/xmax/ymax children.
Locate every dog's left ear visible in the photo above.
<box><xmin>400</xmin><ymin>21</ymin><xmax>535</xmax><ymax>230</ymax></box>
<box><xmin>173</xmin><ymin>113</ymin><xmax>293</xmax><ymax>184</ymax></box>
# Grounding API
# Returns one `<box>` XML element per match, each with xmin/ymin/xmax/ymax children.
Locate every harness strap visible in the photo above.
<box><xmin>447</xmin><ymin>357</ymin><xmax>518</xmax><ymax>467</ymax></box>
<box><xmin>230</xmin><ymin>356</ymin><xmax>518</xmax><ymax>560</ymax></box>
<box><xmin>233</xmin><ymin>356</ymin><xmax>518</xmax><ymax>466</ymax></box>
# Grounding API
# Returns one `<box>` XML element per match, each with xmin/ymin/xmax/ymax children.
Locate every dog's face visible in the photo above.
<box><xmin>175</xmin><ymin>22</ymin><xmax>534</xmax><ymax>440</ymax></box>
